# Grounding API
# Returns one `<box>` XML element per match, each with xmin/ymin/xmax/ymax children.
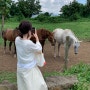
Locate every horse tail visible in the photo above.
<box><xmin>2</xmin><ymin>30</ymin><xmax>5</xmax><ymax>37</ymax></box>
<box><xmin>1</xmin><ymin>30</ymin><xmax>6</xmax><ymax>39</ymax></box>
<box><xmin>0</xmin><ymin>30</ymin><xmax>4</xmax><ymax>38</ymax></box>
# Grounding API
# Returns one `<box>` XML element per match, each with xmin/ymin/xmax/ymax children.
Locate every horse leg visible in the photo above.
<box><xmin>4</xmin><ymin>40</ymin><xmax>6</xmax><ymax>54</ymax></box>
<box><xmin>64</xmin><ymin>43</ymin><xmax>71</xmax><ymax>61</ymax></box>
<box><xmin>42</xmin><ymin>43</ymin><xmax>44</xmax><ymax>52</ymax></box>
<box><xmin>58</xmin><ymin>43</ymin><xmax>61</xmax><ymax>57</ymax></box>
<box><xmin>14</xmin><ymin>42</ymin><xmax>16</xmax><ymax>57</ymax></box>
<box><xmin>9</xmin><ymin>41</ymin><xmax>12</xmax><ymax>54</ymax></box>
<box><xmin>54</xmin><ymin>39</ymin><xmax>56</xmax><ymax>58</ymax></box>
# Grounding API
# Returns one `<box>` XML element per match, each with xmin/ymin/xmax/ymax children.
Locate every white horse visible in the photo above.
<box><xmin>53</xmin><ymin>28</ymin><xmax>81</xmax><ymax>59</ymax></box>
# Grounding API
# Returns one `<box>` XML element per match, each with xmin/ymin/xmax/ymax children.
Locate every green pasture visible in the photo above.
<box><xmin>0</xmin><ymin>20</ymin><xmax>90</xmax><ymax>42</ymax></box>
<box><xmin>0</xmin><ymin>63</ymin><xmax>90</xmax><ymax>90</ymax></box>
<box><xmin>29</xmin><ymin>21</ymin><xmax>90</xmax><ymax>41</ymax></box>
<box><xmin>0</xmin><ymin>20</ymin><xmax>90</xmax><ymax>46</ymax></box>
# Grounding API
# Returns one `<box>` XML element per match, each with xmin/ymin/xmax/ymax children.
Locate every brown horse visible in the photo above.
<box><xmin>2</xmin><ymin>28</ymin><xmax>54</xmax><ymax>54</ymax></box>
<box><xmin>31</xmin><ymin>28</ymin><xmax>55</xmax><ymax>52</ymax></box>
<box><xmin>2</xmin><ymin>27</ymin><xmax>20</xmax><ymax>54</ymax></box>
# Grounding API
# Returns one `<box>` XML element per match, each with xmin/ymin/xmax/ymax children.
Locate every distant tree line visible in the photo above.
<box><xmin>36</xmin><ymin>0</ymin><xmax>90</xmax><ymax>22</ymax></box>
<box><xmin>0</xmin><ymin>0</ymin><xmax>90</xmax><ymax>30</ymax></box>
<box><xmin>60</xmin><ymin>0</ymin><xmax>90</xmax><ymax>21</ymax></box>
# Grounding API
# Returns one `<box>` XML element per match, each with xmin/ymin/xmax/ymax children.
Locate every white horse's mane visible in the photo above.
<box><xmin>64</xmin><ymin>29</ymin><xmax>79</xmax><ymax>43</ymax></box>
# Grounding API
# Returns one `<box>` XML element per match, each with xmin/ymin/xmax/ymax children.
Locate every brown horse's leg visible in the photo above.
<box><xmin>4</xmin><ymin>40</ymin><xmax>6</xmax><ymax>54</ymax></box>
<box><xmin>41</xmin><ymin>41</ymin><xmax>45</xmax><ymax>52</ymax></box>
<box><xmin>14</xmin><ymin>42</ymin><xmax>16</xmax><ymax>54</ymax></box>
<box><xmin>14</xmin><ymin>42</ymin><xmax>16</xmax><ymax>57</ymax></box>
<box><xmin>9</xmin><ymin>41</ymin><xmax>12</xmax><ymax>54</ymax></box>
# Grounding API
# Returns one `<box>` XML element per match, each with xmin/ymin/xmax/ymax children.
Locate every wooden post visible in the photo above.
<box><xmin>64</xmin><ymin>36</ymin><xmax>70</xmax><ymax>70</ymax></box>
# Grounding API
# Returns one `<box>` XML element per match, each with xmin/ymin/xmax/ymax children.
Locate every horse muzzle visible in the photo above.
<box><xmin>75</xmin><ymin>52</ymin><xmax>78</xmax><ymax>55</ymax></box>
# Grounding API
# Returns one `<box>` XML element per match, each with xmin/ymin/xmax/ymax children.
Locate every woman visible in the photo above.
<box><xmin>15</xmin><ymin>21</ymin><xmax>48</xmax><ymax>90</ymax></box>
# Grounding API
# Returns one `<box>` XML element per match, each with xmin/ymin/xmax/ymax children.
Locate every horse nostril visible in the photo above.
<box><xmin>75</xmin><ymin>53</ymin><xmax>78</xmax><ymax>54</ymax></box>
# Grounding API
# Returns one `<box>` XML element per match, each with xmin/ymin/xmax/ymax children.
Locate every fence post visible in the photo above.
<box><xmin>64</xmin><ymin>36</ymin><xmax>70</xmax><ymax>70</ymax></box>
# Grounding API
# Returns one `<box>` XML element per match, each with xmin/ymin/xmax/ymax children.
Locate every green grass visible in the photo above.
<box><xmin>0</xmin><ymin>63</ymin><xmax>90</xmax><ymax>90</ymax></box>
<box><xmin>0</xmin><ymin>71</ymin><xmax>17</xmax><ymax>84</ymax></box>
<box><xmin>44</xmin><ymin>63</ymin><xmax>90</xmax><ymax>90</ymax></box>
<box><xmin>32</xmin><ymin>19</ymin><xmax>90</xmax><ymax>41</ymax></box>
<box><xmin>0</xmin><ymin>19</ymin><xmax>90</xmax><ymax>41</ymax></box>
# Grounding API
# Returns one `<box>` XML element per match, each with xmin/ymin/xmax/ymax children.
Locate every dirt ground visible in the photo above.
<box><xmin>0</xmin><ymin>41</ymin><xmax>90</xmax><ymax>74</ymax></box>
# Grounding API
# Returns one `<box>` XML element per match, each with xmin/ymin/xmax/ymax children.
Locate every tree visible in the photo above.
<box><xmin>0</xmin><ymin>0</ymin><xmax>11</xmax><ymax>31</ymax></box>
<box><xmin>10</xmin><ymin>1</ymin><xmax>19</xmax><ymax>16</ymax></box>
<box><xmin>87</xmin><ymin>0</ymin><xmax>90</xmax><ymax>8</ymax></box>
<box><xmin>35</xmin><ymin>12</ymin><xmax>51</xmax><ymax>22</ymax></box>
<box><xmin>17</xmin><ymin>0</ymin><xmax>41</xmax><ymax>18</ymax></box>
<box><xmin>33</xmin><ymin>0</ymin><xmax>41</xmax><ymax>15</ymax></box>
<box><xmin>60</xmin><ymin>1</ymin><xmax>84</xmax><ymax>20</ymax></box>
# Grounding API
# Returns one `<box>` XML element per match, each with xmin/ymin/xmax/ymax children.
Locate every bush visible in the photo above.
<box><xmin>69</xmin><ymin>13</ymin><xmax>80</xmax><ymax>21</ymax></box>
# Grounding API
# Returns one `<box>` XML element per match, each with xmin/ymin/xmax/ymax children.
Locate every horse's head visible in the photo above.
<box><xmin>73</xmin><ymin>41</ymin><xmax>81</xmax><ymax>54</ymax></box>
<box><xmin>67</xmin><ymin>30</ymin><xmax>82</xmax><ymax>55</ymax></box>
<box><xmin>47</xmin><ymin>31</ymin><xmax>55</xmax><ymax>46</ymax></box>
<box><xmin>37</xmin><ymin>29</ymin><xmax>55</xmax><ymax>47</ymax></box>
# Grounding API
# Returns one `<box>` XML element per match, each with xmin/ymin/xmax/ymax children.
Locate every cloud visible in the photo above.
<box><xmin>14</xmin><ymin>0</ymin><xmax>74</xmax><ymax>15</ymax></box>
<box><xmin>40</xmin><ymin>0</ymin><xmax>74</xmax><ymax>15</ymax></box>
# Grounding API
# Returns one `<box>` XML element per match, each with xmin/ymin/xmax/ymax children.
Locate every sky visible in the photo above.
<box><xmin>14</xmin><ymin>0</ymin><xmax>87</xmax><ymax>15</ymax></box>
<box><xmin>77</xmin><ymin>0</ymin><xmax>86</xmax><ymax>4</ymax></box>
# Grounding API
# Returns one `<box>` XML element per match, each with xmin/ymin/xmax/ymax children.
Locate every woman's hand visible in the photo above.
<box><xmin>33</xmin><ymin>30</ymin><xmax>39</xmax><ymax>42</ymax></box>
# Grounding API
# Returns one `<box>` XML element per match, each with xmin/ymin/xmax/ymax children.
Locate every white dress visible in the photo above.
<box><xmin>15</xmin><ymin>37</ymin><xmax>48</xmax><ymax>90</ymax></box>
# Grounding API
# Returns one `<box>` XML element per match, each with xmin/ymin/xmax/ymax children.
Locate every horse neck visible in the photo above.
<box><xmin>70</xmin><ymin>35</ymin><xmax>79</xmax><ymax>45</ymax></box>
<box><xmin>43</xmin><ymin>30</ymin><xmax>50</xmax><ymax>39</ymax></box>
<box><xmin>13</xmin><ymin>29</ymin><xmax>19</xmax><ymax>35</ymax></box>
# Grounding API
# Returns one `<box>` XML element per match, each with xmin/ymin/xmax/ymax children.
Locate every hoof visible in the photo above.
<box><xmin>54</xmin><ymin>53</ymin><xmax>57</xmax><ymax>58</ymax></box>
<box><xmin>64</xmin><ymin>58</ymin><xmax>69</xmax><ymax>61</ymax></box>
<box><xmin>54</xmin><ymin>55</ymin><xmax>56</xmax><ymax>58</ymax></box>
<box><xmin>4</xmin><ymin>51</ymin><xmax>6</xmax><ymax>54</ymax></box>
<box><xmin>14</xmin><ymin>54</ymin><xmax>16</xmax><ymax>58</ymax></box>
<box><xmin>10</xmin><ymin>51</ymin><xmax>12</xmax><ymax>54</ymax></box>
<box><xmin>58</xmin><ymin>55</ymin><xmax>60</xmax><ymax>58</ymax></box>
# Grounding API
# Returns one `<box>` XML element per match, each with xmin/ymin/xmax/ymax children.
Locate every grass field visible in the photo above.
<box><xmin>0</xmin><ymin>63</ymin><xmax>90</xmax><ymax>90</ymax></box>
<box><xmin>0</xmin><ymin>19</ymin><xmax>90</xmax><ymax>41</ymax></box>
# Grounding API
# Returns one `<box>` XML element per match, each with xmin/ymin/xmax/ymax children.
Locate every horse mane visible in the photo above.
<box><xmin>38</xmin><ymin>28</ymin><xmax>51</xmax><ymax>39</ymax></box>
<box><xmin>70</xmin><ymin>30</ymin><xmax>79</xmax><ymax>41</ymax></box>
<box><xmin>64</xmin><ymin>29</ymin><xmax>79</xmax><ymax>42</ymax></box>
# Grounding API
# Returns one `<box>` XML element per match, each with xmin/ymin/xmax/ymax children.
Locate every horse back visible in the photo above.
<box><xmin>3</xmin><ymin>29</ymin><xmax>15</xmax><ymax>41</ymax></box>
<box><xmin>53</xmin><ymin>28</ymin><xmax>64</xmax><ymax>42</ymax></box>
